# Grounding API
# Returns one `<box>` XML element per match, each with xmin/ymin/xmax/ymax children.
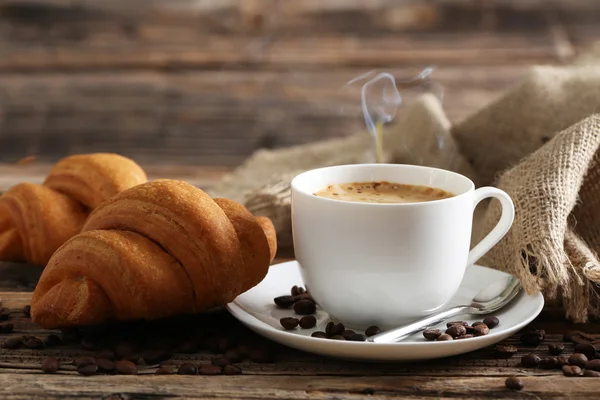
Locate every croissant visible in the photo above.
<box><xmin>31</xmin><ymin>179</ymin><xmax>277</xmax><ymax>329</ymax></box>
<box><xmin>0</xmin><ymin>153</ymin><xmax>147</xmax><ymax>266</ymax></box>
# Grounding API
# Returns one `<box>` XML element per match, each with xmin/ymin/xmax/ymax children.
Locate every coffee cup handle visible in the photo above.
<box><xmin>466</xmin><ymin>187</ymin><xmax>515</xmax><ymax>266</ymax></box>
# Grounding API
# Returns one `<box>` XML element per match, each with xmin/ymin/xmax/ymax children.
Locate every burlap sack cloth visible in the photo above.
<box><xmin>208</xmin><ymin>52</ymin><xmax>600</xmax><ymax>322</ymax></box>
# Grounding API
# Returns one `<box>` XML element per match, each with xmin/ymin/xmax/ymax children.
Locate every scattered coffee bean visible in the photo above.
<box><xmin>44</xmin><ymin>334</ymin><xmax>63</xmax><ymax>347</ymax></box>
<box><xmin>224</xmin><ymin>349</ymin><xmax>244</xmax><ymax>363</ymax></box>
<box><xmin>585</xmin><ymin>359</ymin><xmax>600</xmax><ymax>371</ymax></box>
<box><xmin>574</xmin><ymin>343</ymin><xmax>597</xmax><ymax>360</ymax></box>
<box><xmin>3</xmin><ymin>337</ymin><xmax>21</xmax><ymax>349</ymax></box>
<box><xmin>115</xmin><ymin>360</ymin><xmax>138</xmax><ymax>375</ymax></box>
<box><xmin>22</xmin><ymin>305</ymin><xmax>31</xmax><ymax>317</ymax></box>
<box><xmin>557</xmin><ymin>356</ymin><xmax>570</xmax><ymax>366</ymax></box>
<box><xmin>96</xmin><ymin>358</ymin><xmax>116</xmax><ymax>373</ymax></box>
<box><xmin>0</xmin><ymin>323</ymin><xmax>13</xmax><ymax>334</ymax></box>
<box><xmin>77</xmin><ymin>363</ymin><xmax>98</xmax><ymax>376</ymax></box>
<box><xmin>446</xmin><ymin>321</ymin><xmax>469</xmax><ymax>328</ymax></box>
<box><xmin>75</xmin><ymin>357</ymin><xmax>96</xmax><ymax>368</ymax></box>
<box><xmin>365</xmin><ymin>326</ymin><xmax>381</xmax><ymax>337</ymax></box>
<box><xmin>291</xmin><ymin>285</ymin><xmax>306</xmax><ymax>297</ymax></box>
<box><xmin>583</xmin><ymin>370</ymin><xmax>600</xmax><ymax>377</ymax></box>
<box><xmin>293</xmin><ymin>293</ymin><xmax>314</xmax><ymax>302</ymax></box>
<box><xmin>212</xmin><ymin>356</ymin><xmax>230</xmax><ymax>368</ymax></box>
<box><xmin>446</xmin><ymin>324</ymin><xmax>467</xmax><ymax>338</ymax></box>
<box><xmin>563</xmin><ymin>330</ymin><xmax>595</xmax><ymax>344</ymax></box>
<box><xmin>569</xmin><ymin>353</ymin><xmax>588</xmax><ymax>368</ymax></box>
<box><xmin>177</xmin><ymin>363</ymin><xmax>198</xmax><ymax>375</ymax></box>
<box><xmin>521</xmin><ymin>354</ymin><xmax>540</xmax><ymax>367</ymax></box>
<box><xmin>495</xmin><ymin>345</ymin><xmax>518</xmax><ymax>358</ymax></box>
<box><xmin>142</xmin><ymin>350</ymin><xmax>171</xmax><ymax>365</ymax></box>
<box><xmin>155</xmin><ymin>366</ymin><xmax>174</xmax><ymax>375</ymax></box>
<box><xmin>456</xmin><ymin>334</ymin><xmax>474</xmax><ymax>340</ymax></box>
<box><xmin>483</xmin><ymin>316</ymin><xmax>499</xmax><ymax>329</ymax></box>
<box><xmin>223</xmin><ymin>364</ymin><xmax>242</xmax><ymax>375</ymax></box>
<box><xmin>22</xmin><ymin>336</ymin><xmax>44</xmax><ymax>349</ymax></box>
<box><xmin>273</xmin><ymin>295</ymin><xmax>295</xmax><ymax>309</ymax></box>
<box><xmin>293</xmin><ymin>300</ymin><xmax>316</xmax><ymax>315</ymax></box>
<box><xmin>437</xmin><ymin>334</ymin><xmax>454</xmax><ymax>341</ymax></box>
<box><xmin>505</xmin><ymin>376</ymin><xmax>524</xmax><ymax>391</ymax></box>
<box><xmin>41</xmin><ymin>357</ymin><xmax>59</xmax><ymax>374</ymax></box>
<box><xmin>465</xmin><ymin>325</ymin><xmax>475</xmax><ymax>334</ymax></box>
<box><xmin>330</xmin><ymin>323</ymin><xmax>345</xmax><ymax>337</ymax></box>
<box><xmin>299</xmin><ymin>315</ymin><xmax>317</xmax><ymax>329</ymax></box>
<box><xmin>520</xmin><ymin>329</ymin><xmax>545</xmax><ymax>346</ymax></box>
<box><xmin>248</xmin><ymin>347</ymin><xmax>274</xmax><ymax>363</ymax></box>
<box><xmin>199</xmin><ymin>365</ymin><xmax>222</xmax><ymax>375</ymax></box>
<box><xmin>539</xmin><ymin>357</ymin><xmax>559</xmax><ymax>369</ymax></box>
<box><xmin>472</xmin><ymin>321</ymin><xmax>486</xmax><ymax>327</ymax></box>
<box><xmin>280</xmin><ymin>317</ymin><xmax>300</xmax><ymax>330</ymax></box>
<box><xmin>311</xmin><ymin>331</ymin><xmax>327</xmax><ymax>338</ymax></box>
<box><xmin>423</xmin><ymin>329</ymin><xmax>442</xmax><ymax>341</ymax></box>
<box><xmin>342</xmin><ymin>330</ymin><xmax>356</xmax><ymax>340</ymax></box>
<box><xmin>93</xmin><ymin>349</ymin><xmax>114</xmax><ymax>361</ymax></box>
<box><xmin>123</xmin><ymin>353</ymin><xmax>142</xmax><ymax>365</ymax></box>
<box><xmin>474</xmin><ymin>324</ymin><xmax>490</xmax><ymax>336</ymax></box>
<box><xmin>330</xmin><ymin>335</ymin><xmax>346</xmax><ymax>340</ymax></box>
<box><xmin>562</xmin><ymin>365</ymin><xmax>582</xmax><ymax>377</ymax></box>
<box><xmin>548</xmin><ymin>343</ymin><xmax>565</xmax><ymax>356</ymax></box>
<box><xmin>349</xmin><ymin>333</ymin><xmax>366</xmax><ymax>342</ymax></box>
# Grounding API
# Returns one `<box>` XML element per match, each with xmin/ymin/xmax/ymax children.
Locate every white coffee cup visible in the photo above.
<box><xmin>291</xmin><ymin>163</ymin><xmax>514</xmax><ymax>329</ymax></box>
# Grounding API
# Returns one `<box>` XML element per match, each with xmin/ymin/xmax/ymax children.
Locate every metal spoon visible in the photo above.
<box><xmin>367</xmin><ymin>276</ymin><xmax>522</xmax><ymax>344</ymax></box>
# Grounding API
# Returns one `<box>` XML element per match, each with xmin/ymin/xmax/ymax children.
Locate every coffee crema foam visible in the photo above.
<box><xmin>313</xmin><ymin>181</ymin><xmax>455</xmax><ymax>204</ymax></box>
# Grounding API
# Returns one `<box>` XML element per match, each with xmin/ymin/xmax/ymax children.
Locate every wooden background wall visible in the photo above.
<box><xmin>0</xmin><ymin>0</ymin><xmax>598</xmax><ymax>167</ymax></box>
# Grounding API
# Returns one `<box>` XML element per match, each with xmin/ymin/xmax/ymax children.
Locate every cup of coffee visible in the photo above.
<box><xmin>290</xmin><ymin>163</ymin><xmax>514</xmax><ymax>329</ymax></box>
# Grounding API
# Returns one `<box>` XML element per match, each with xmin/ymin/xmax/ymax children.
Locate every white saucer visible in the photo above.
<box><xmin>227</xmin><ymin>260</ymin><xmax>544</xmax><ymax>362</ymax></box>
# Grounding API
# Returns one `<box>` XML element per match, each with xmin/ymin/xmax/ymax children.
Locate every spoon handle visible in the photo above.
<box><xmin>366</xmin><ymin>305</ymin><xmax>473</xmax><ymax>344</ymax></box>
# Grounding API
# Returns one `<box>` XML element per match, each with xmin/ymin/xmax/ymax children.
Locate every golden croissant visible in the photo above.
<box><xmin>31</xmin><ymin>179</ymin><xmax>277</xmax><ymax>329</ymax></box>
<box><xmin>0</xmin><ymin>153</ymin><xmax>147</xmax><ymax>266</ymax></box>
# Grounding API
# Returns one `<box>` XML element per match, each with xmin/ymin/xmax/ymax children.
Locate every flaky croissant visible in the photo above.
<box><xmin>31</xmin><ymin>179</ymin><xmax>277</xmax><ymax>329</ymax></box>
<box><xmin>0</xmin><ymin>153</ymin><xmax>147</xmax><ymax>266</ymax></box>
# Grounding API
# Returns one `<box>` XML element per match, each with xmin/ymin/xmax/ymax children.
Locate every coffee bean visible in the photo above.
<box><xmin>199</xmin><ymin>365</ymin><xmax>222</xmax><ymax>375</ymax></box>
<box><xmin>293</xmin><ymin>300</ymin><xmax>316</xmax><ymax>315</ymax></box>
<box><xmin>41</xmin><ymin>357</ymin><xmax>59</xmax><ymax>374</ymax></box>
<box><xmin>342</xmin><ymin>330</ymin><xmax>356</xmax><ymax>340</ymax></box>
<box><xmin>142</xmin><ymin>350</ymin><xmax>172</xmax><ymax>365</ymax></box>
<box><xmin>464</xmin><ymin>325</ymin><xmax>475</xmax><ymax>334</ymax></box>
<box><xmin>365</xmin><ymin>326</ymin><xmax>381</xmax><ymax>337</ymax></box>
<box><xmin>456</xmin><ymin>334</ymin><xmax>474</xmax><ymax>340</ymax></box>
<box><xmin>311</xmin><ymin>331</ymin><xmax>327</xmax><ymax>338</ymax></box>
<box><xmin>44</xmin><ymin>334</ymin><xmax>63</xmax><ymax>347</ymax></box>
<box><xmin>446</xmin><ymin>321</ymin><xmax>469</xmax><ymax>328</ymax></box>
<box><xmin>177</xmin><ymin>363</ymin><xmax>197</xmax><ymax>375</ymax></box>
<box><xmin>585</xmin><ymin>359</ymin><xmax>600</xmax><ymax>371</ymax></box>
<box><xmin>474</xmin><ymin>324</ymin><xmax>490</xmax><ymax>336</ymax></box>
<box><xmin>224</xmin><ymin>349</ymin><xmax>244</xmax><ymax>363</ymax></box>
<box><xmin>22</xmin><ymin>305</ymin><xmax>31</xmax><ymax>317</ymax></box>
<box><xmin>223</xmin><ymin>364</ymin><xmax>242</xmax><ymax>375</ymax></box>
<box><xmin>505</xmin><ymin>376</ymin><xmax>524</xmax><ymax>390</ymax></box>
<box><xmin>330</xmin><ymin>323</ymin><xmax>345</xmax><ymax>337</ymax></box>
<box><xmin>520</xmin><ymin>329</ymin><xmax>545</xmax><ymax>345</ymax></box>
<box><xmin>539</xmin><ymin>357</ymin><xmax>560</xmax><ymax>369</ymax></box>
<box><xmin>521</xmin><ymin>354</ymin><xmax>540</xmax><ymax>367</ymax></box>
<box><xmin>325</xmin><ymin>322</ymin><xmax>335</xmax><ymax>336</ymax></box>
<box><xmin>583</xmin><ymin>370</ymin><xmax>600</xmax><ymax>377</ymax></box>
<box><xmin>291</xmin><ymin>285</ymin><xmax>306</xmax><ymax>297</ymax></box>
<box><xmin>548</xmin><ymin>343</ymin><xmax>565</xmax><ymax>355</ymax></box>
<box><xmin>569</xmin><ymin>353</ymin><xmax>588</xmax><ymax>368</ymax></box>
<box><xmin>495</xmin><ymin>345</ymin><xmax>518</xmax><ymax>358</ymax></box>
<box><xmin>93</xmin><ymin>349</ymin><xmax>115</xmax><ymax>361</ymax></box>
<box><xmin>96</xmin><ymin>358</ymin><xmax>115</xmax><ymax>373</ymax></box>
<box><xmin>562</xmin><ymin>365</ymin><xmax>582</xmax><ymax>377</ymax></box>
<box><xmin>123</xmin><ymin>352</ymin><xmax>142</xmax><ymax>365</ymax></box>
<box><xmin>349</xmin><ymin>333</ymin><xmax>366</xmax><ymax>342</ymax></box>
<box><xmin>3</xmin><ymin>337</ymin><xmax>21</xmax><ymax>349</ymax></box>
<box><xmin>212</xmin><ymin>356</ymin><xmax>230</xmax><ymax>367</ymax></box>
<box><xmin>248</xmin><ymin>347</ymin><xmax>274</xmax><ymax>363</ymax></box>
<box><xmin>299</xmin><ymin>315</ymin><xmax>317</xmax><ymax>329</ymax></box>
<box><xmin>77</xmin><ymin>363</ymin><xmax>98</xmax><ymax>376</ymax></box>
<box><xmin>0</xmin><ymin>323</ymin><xmax>14</xmax><ymax>334</ymax></box>
<box><xmin>437</xmin><ymin>334</ymin><xmax>454</xmax><ymax>341</ymax></box>
<box><xmin>557</xmin><ymin>356</ymin><xmax>570</xmax><ymax>366</ymax></box>
<box><xmin>115</xmin><ymin>360</ymin><xmax>137</xmax><ymax>375</ymax></box>
<box><xmin>155</xmin><ymin>366</ymin><xmax>174</xmax><ymax>375</ymax></box>
<box><xmin>22</xmin><ymin>336</ymin><xmax>44</xmax><ymax>349</ymax></box>
<box><xmin>483</xmin><ymin>316</ymin><xmax>499</xmax><ymax>329</ymax></box>
<box><xmin>563</xmin><ymin>330</ymin><xmax>595</xmax><ymax>343</ymax></box>
<box><xmin>423</xmin><ymin>329</ymin><xmax>442</xmax><ymax>341</ymax></box>
<box><xmin>273</xmin><ymin>295</ymin><xmax>295</xmax><ymax>309</ymax></box>
<box><xmin>75</xmin><ymin>357</ymin><xmax>96</xmax><ymax>368</ymax></box>
<box><xmin>445</xmin><ymin>324</ymin><xmax>467</xmax><ymax>338</ymax></box>
<box><xmin>574</xmin><ymin>343</ymin><xmax>597</xmax><ymax>359</ymax></box>
<box><xmin>330</xmin><ymin>335</ymin><xmax>346</xmax><ymax>340</ymax></box>
<box><xmin>472</xmin><ymin>321</ymin><xmax>486</xmax><ymax>327</ymax></box>
<box><xmin>280</xmin><ymin>317</ymin><xmax>299</xmax><ymax>330</ymax></box>
<box><xmin>293</xmin><ymin>293</ymin><xmax>314</xmax><ymax>303</ymax></box>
